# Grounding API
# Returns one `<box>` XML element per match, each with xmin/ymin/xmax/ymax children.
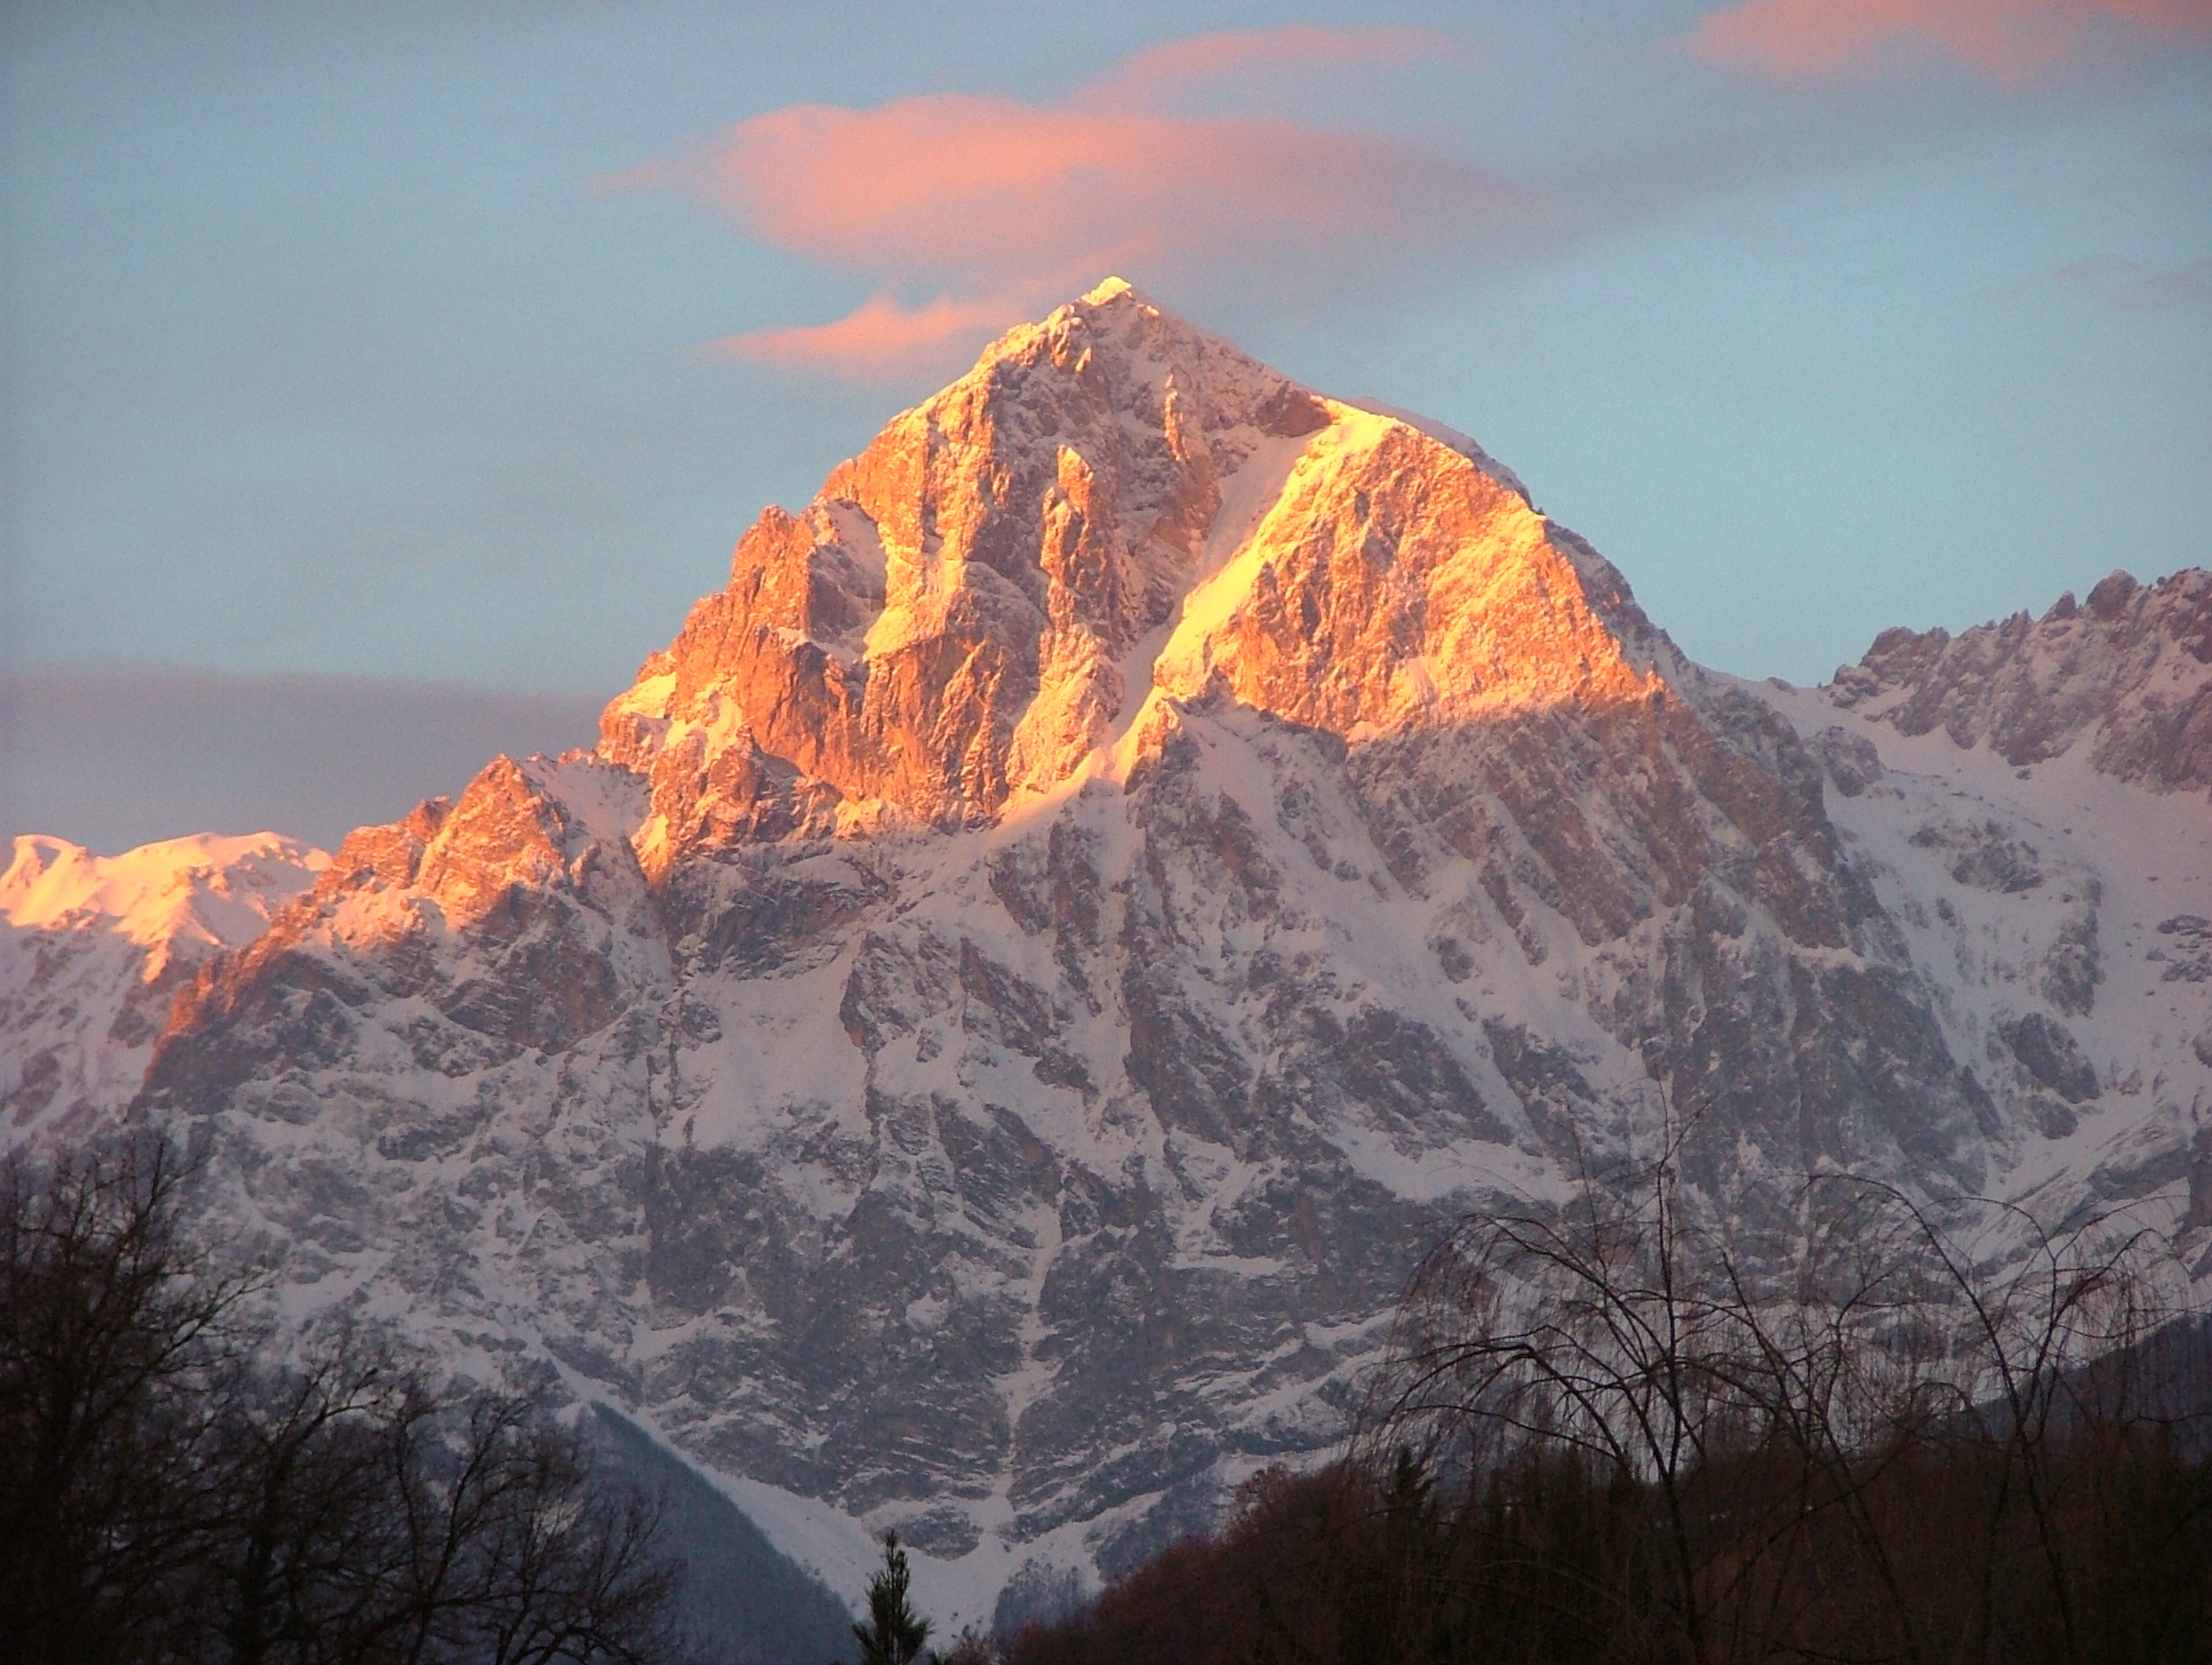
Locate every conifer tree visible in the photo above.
<box><xmin>852</xmin><ymin>1530</ymin><xmax>933</xmax><ymax>1665</ymax></box>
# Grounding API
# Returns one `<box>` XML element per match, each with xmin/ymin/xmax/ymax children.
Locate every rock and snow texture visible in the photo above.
<box><xmin>9</xmin><ymin>282</ymin><xmax>2210</xmax><ymax>1626</ymax></box>
<box><xmin>2</xmin><ymin>832</ymin><xmax>325</xmax><ymax>1136</ymax></box>
<box><xmin>1753</xmin><ymin>679</ymin><xmax>2212</xmax><ymax>1247</ymax></box>
<box><xmin>1830</xmin><ymin>568</ymin><xmax>2212</xmax><ymax>793</ymax></box>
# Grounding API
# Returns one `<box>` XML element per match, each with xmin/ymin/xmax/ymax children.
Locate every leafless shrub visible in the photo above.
<box><xmin>1361</xmin><ymin>1164</ymin><xmax>2200</xmax><ymax>1665</ymax></box>
<box><xmin>0</xmin><ymin>1136</ymin><xmax>683</xmax><ymax>1665</ymax></box>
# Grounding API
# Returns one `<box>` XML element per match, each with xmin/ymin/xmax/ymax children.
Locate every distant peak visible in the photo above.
<box><xmin>1080</xmin><ymin>275</ymin><xmax>1143</xmax><ymax>306</ymax></box>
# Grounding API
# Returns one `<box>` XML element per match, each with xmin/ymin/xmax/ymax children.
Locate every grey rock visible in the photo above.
<box><xmin>2156</xmin><ymin>916</ymin><xmax>2212</xmax><ymax>984</ymax></box>
<box><xmin>1833</xmin><ymin>569</ymin><xmax>2212</xmax><ymax>793</ymax></box>
<box><xmin>2001</xmin><ymin>1012</ymin><xmax>2101</xmax><ymax>1104</ymax></box>
<box><xmin>1810</xmin><ymin>726</ymin><xmax>1885</xmax><ymax>797</ymax></box>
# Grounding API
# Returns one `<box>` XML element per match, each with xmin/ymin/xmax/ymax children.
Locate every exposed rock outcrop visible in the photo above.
<box><xmin>1831</xmin><ymin>568</ymin><xmax>2212</xmax><ymax>794</ymax></box>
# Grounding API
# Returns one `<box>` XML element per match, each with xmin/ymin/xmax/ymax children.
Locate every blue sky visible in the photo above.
<box><xmin>4</xmin><ymin>0</ymin><xmax>2209</xmax><ymax>847</ymax></box>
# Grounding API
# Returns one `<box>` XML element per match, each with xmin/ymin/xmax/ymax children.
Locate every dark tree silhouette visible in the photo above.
<box><xmin>0</xmin><ymin>1136</ymin><xmax>251</xmax><ymax>1665</ymax></box>
<box><xmin>0</xmin><ymin>1136</ymin><xmax>683</xmax><ymax>1665</ymax></box>
<box><xmin>852</xmin><ymin>1531</ymin><xmax>932</xmax><ymax>1665</ymax></box>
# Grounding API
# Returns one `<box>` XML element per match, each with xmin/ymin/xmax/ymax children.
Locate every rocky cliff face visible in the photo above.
<box><xmin>1832</xmin><ymin>567</ymin><xmax>2212</xmax><ymax>794</ymax></box>
<box><xmin>10</xmin><ymin>282</ymin><xmax>2207</xmax><ymax>1627</ymax></box>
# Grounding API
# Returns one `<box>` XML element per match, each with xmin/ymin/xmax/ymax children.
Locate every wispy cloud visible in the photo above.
<box><xmin>2055</xmin><ymin>253</ymin><xmax>2212</xmax><ymax>307</ymax></box>
<box><xmin>1075</xmin><ymin>24</ymin><xmax>1477</xmax><ymax>111</ymax></box>
<box><xmin>605</xmin><ymin>26</ymin><xmax>1529</xmax><ymax>380</ymax></box>
<box><xmin>1687</xmin><ymin>0</ymin><xmax>2212</xmax><ymax>85</ymax></box>
<box><xmin>709</xmin><ymin>292</ymin><xmax>1020</xmax><ymax>379</ymax></box>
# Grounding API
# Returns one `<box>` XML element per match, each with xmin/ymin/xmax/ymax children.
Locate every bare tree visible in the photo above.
<box><xmin>361</xmin><ymin>1390</ymin><xmax>680</xmax><ymax>1665</ymax></box>
<box><xmin>996</xmin><ymin>1153</ymin><xmax>2207</xmax><ymax>1665</ymax></box>
<box><xmin>197</xmin><ymin>1348</ymin><xmax>405</xmax><ymax>1665</ymax></box>
<box><xmin>0</xmin><ymin>1136</ymin><xmax>683</xmax><ymax>1665</ymax></box>
<box><xmin>1362</xmin><ymin>1166</ymin><xmax>2192</xmax><ymax>1665</ymax></box>
<box><xmin>0</xmin><ymin>1136</ymin><xmax>253</xmax><ymax>1665</ymax></box>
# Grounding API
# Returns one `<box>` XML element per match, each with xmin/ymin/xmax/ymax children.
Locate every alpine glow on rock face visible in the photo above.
<box><xmin>9</xmin><ymin>282</ymin><xmax>2208</xmax><ymax>1640</ymax></box>
<box><xmin>11</xmin><ymin>5</ymin><xmax>2210</xmax><ymax>866</ymax></box>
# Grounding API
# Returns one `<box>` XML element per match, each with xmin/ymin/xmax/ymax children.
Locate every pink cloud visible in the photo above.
<box><xmin>709</xmin><ymin>291</ymin><xmax>1027</xmax><ymax>379</ymax></box>
<box><xmin>1077</xmin><ymin>24</ymin><xmax>1474</xmax><ymax>111</ymax></box>
<box><xmin>612</xmin><ymin>27</ymin><xmax>1520</xmax><ymax>379</ymax></box>
<box><xmin>2055</xmin><ymin>253</ymin><xmax>2212</xmax><ymax>307</ymax></box>
<box><xmin>1688</xmin><ymin>0</ymin><xmax>2212</xmax><ymax>83</ymax></box>
<box><xmin>690</xmin><ymin>93</ymin><xmax>1513</xmax><ymax>293</ymax></box>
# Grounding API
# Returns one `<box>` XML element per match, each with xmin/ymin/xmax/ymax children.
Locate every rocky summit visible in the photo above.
<box><xmin>8</xmin><ymin>281</ymin><xmax>2210</xmax><ymax>1633</ymax></box>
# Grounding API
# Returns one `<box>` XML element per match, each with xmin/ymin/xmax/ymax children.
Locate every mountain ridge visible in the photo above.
<box><xmin>5</xmin><ymin>284</ymin><xmax>2208</xmax><ymax>1631</ymax></box>
<box><xmin>600</xmin><ymin>278</ymin><xmax>1675</xmax><ymax>854</ymax></box>
<box><xmin>1833</xmin><ymin>565</ymin><xmax>2212</xmax><ymax>793</ymax></box>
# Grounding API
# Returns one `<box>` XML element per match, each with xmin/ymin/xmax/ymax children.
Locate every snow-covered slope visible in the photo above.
<box><xmin>1760</xmin><ymin>684</ymin><xmax>2210</xmax><ymax>1206</ymax></box>
<box><xmin>9</xmin><ymin>283</ymin><xmax>2209</xmax><ymax>1630</ymax></box>
<box><xmin>2</xmin><ymin>832</ymin><xmax>325</xmax><ymax>1137</ymax></box>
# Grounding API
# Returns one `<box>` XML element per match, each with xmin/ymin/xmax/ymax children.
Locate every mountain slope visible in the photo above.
<box><xmin>2</xmin><ymin>832</ymin><xmax>324</xmax><ymax>1137</ymax></box>
<box><xmin>9</xmin><ymin>282</ymin><xmax>2205</xmax><ymax>1626</ymax></box>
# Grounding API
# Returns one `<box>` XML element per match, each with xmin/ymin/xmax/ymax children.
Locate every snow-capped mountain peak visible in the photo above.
<box><xmin>7</xmin><ymin>285</ymin><xmax>2208</xmax><ymax>1641</ymax></box>
<box><xmin>2</xmin><ymin>832</ymin><xmax>324</xmax><ymax>1137</ymax></box>
<box><xmin>601</xmin><ymin>279</ymin><xmax>1668</xmax><ymax>879</ymax></box>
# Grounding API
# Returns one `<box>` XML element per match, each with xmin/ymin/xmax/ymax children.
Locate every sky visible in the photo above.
<box><xmin>3</xmin><ymin>0</ymin><xmax>2209</xmax><ymax>851</ymax></box>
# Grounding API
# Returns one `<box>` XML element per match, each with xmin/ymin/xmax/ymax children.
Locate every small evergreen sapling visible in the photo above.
<box><xmin>852</xmin><ymin>1530</ymin><xmax>933</xmax><ymax>1665</ymax></box>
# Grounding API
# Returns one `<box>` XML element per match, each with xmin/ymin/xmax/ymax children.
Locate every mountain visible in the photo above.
<box><xmin>7</xmin><ymin>282</ymin><xmax>2209</xmax><ymax>1630</ymax></box>
<box><xmin>2</xmin><ymin>832</ymin><xmax>324</xmax><ymax>1139</ymax></box>
<box><xmin>1831</xmin><ymin>569</ymin><xmax>2212</xmax><ymax>793</ymax></box>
